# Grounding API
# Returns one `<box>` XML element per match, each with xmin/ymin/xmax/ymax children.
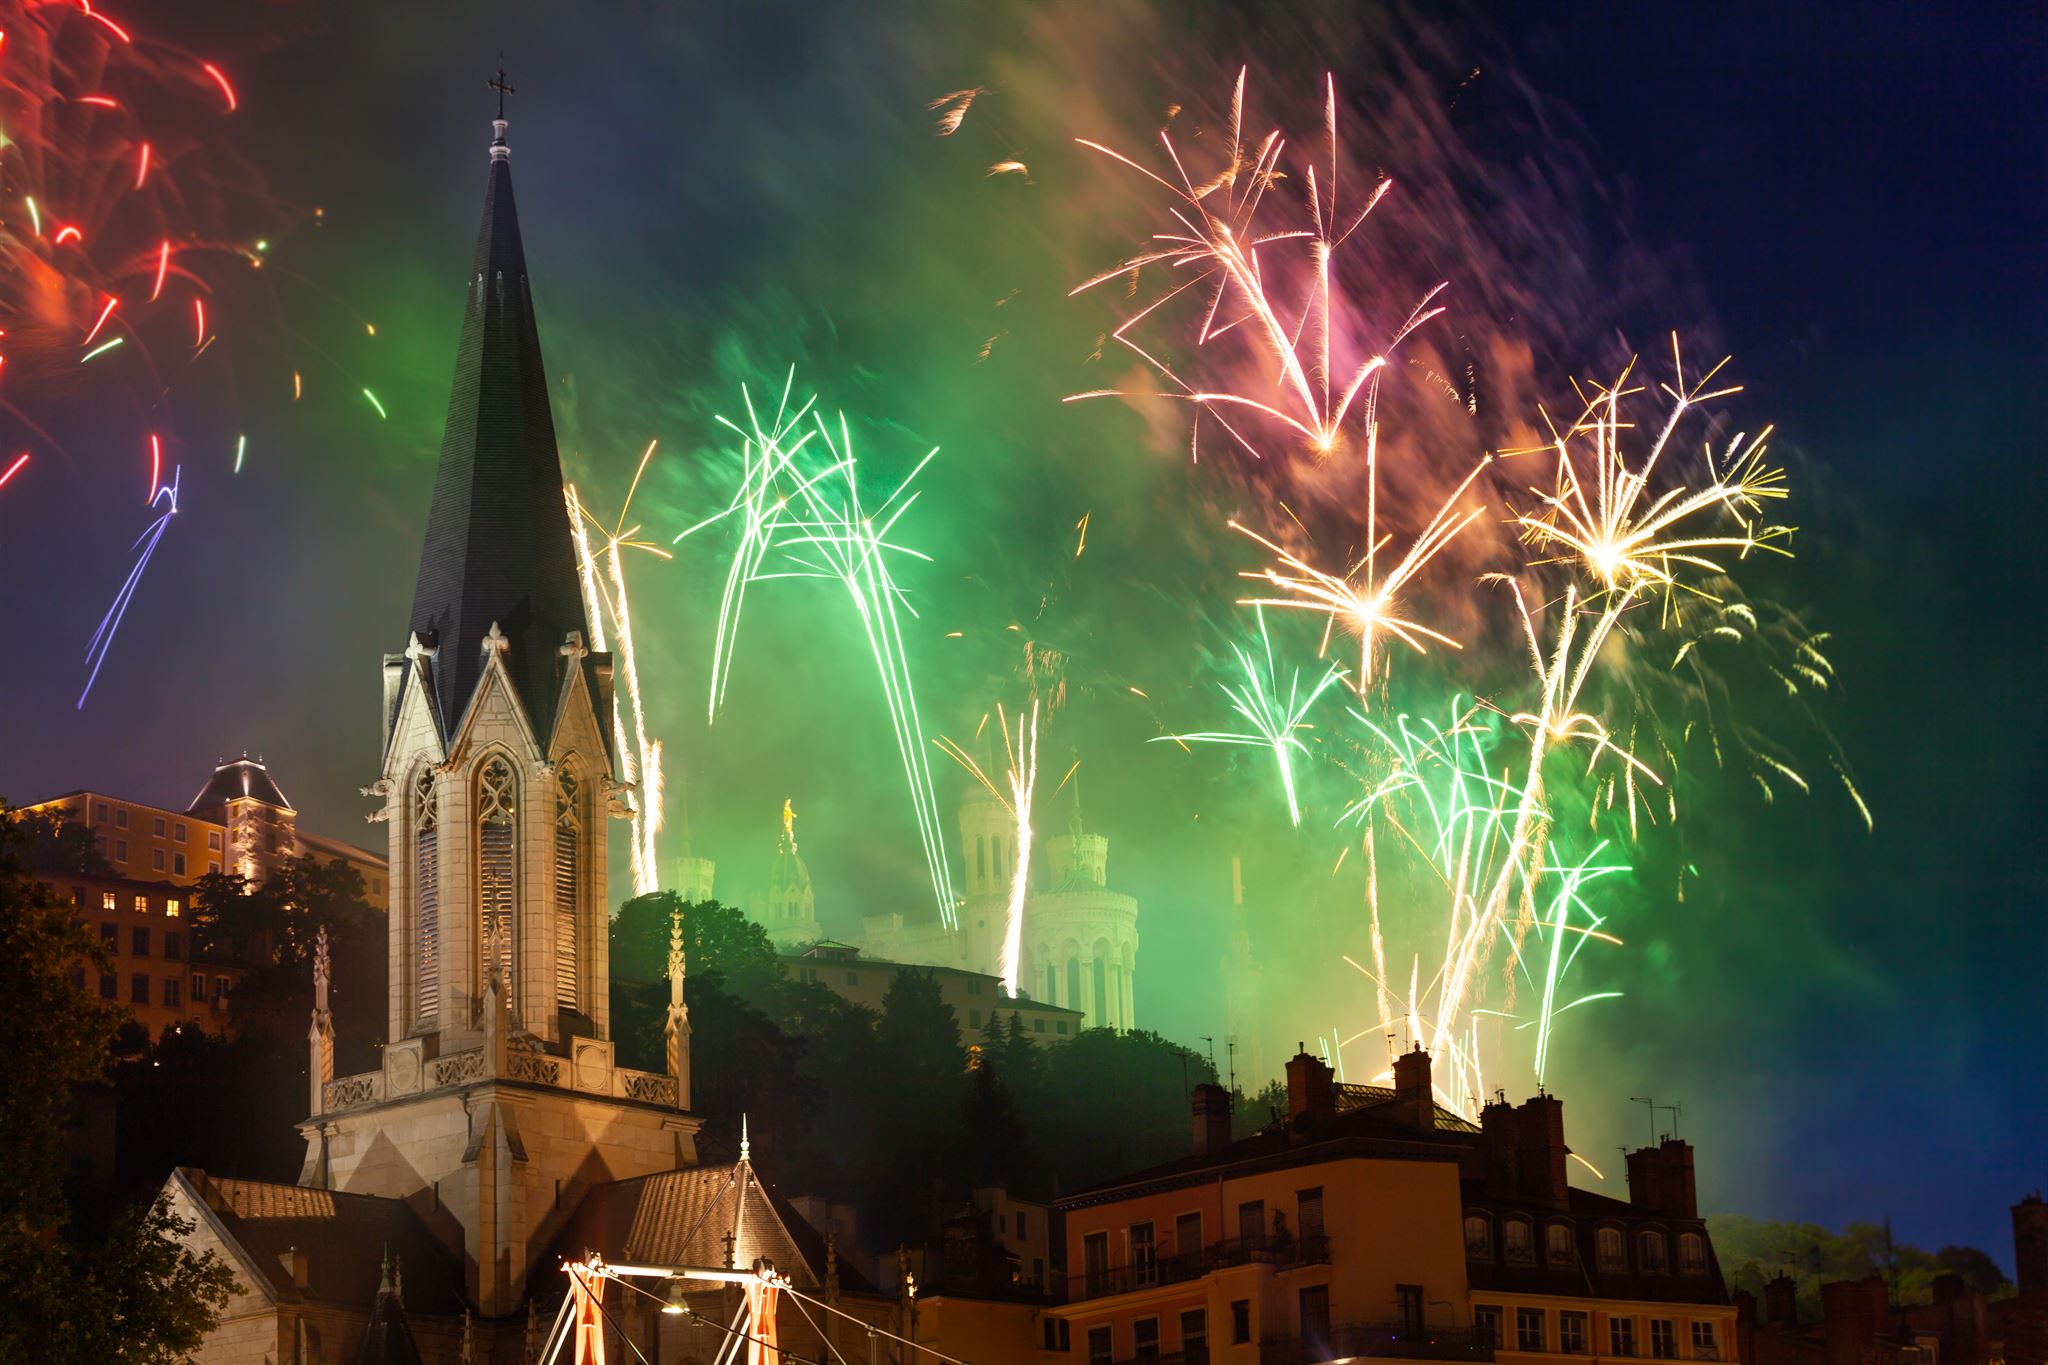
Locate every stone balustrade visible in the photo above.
<box><xmin>315</xmin><ymin>1043</ymin><xmax>681</xmax><ymax>1115</ymax></box>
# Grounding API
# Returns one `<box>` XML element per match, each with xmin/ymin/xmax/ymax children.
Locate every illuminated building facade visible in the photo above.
<box><xmin>40</xmin><ymin>868</ymin><xmax>245</xmax><ymax>1034</ymax></box>
<box><xmin>1051</xmin><ymin>1047</ymin><xmax>1738</xmax><ymax>1365</ymax></box>
<box><xmin>783</xmin><ymin>940</ymin><xmax>1085</xmax><ymax>1043</ymax></box>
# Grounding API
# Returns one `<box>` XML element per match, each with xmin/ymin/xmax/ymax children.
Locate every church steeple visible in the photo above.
<box><xmin>406</xmin><ymin>80</ymin><xmax>590</xmax><ymax>741</ymax></box>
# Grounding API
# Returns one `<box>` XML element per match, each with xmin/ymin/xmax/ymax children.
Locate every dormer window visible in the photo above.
<box><xmin>1504</xmin><ymin>1218</ymin><xmax>1534</xmax><ymax>1265</ymax></box>
<box><xmin>1638</xmin><ymin>1230</ymin><xmax>1668</xmax><ymax>1275</ymax></box>
<box><xmin>1463</xmin><ymin>1215</ymin><xmax>1492</xmax><ymax>1260</ymax></box>
<box><xmin>1546</xmin><ymin>1222</ymin><xmax>1576</xmax><ymax>1267</ymax></box>
<box><xmin>1597</xmin><ymin>1226</ymin><xmax>1626</xmax><ymax>1271</ymax></box>
<box><xmin>1678</xmin><ymin>1232</ymin><xmax>1707</xmax><ymax>1276</ymax></box>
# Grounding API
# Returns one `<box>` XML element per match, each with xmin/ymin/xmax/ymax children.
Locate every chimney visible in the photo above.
<box><xmin>1626</xmin><ymin>1138</ymin><xmax>1700</xmax><ymax>1219</ymax></box>
<box><xmin>1514</xmin><ymin>1093</ymin><xmax>1569</xmax><ymax>1206</ymax></box>
<box><xmin>1765</xmin><ymin>1272</ymin><xmax>1799</xmax><ymax>1326</ymax></box>
<box><xmin>280</xmin><ymin>1245</ymin><xmax>309</xmax><ymax>1293</ymax></box>
<box><xmin>1285</xmin><ymin>1046</ymin><xmax>1336</xmax><ymax>1131</ymax></box>
<box><xmin>1192</xmin><ymin>1084</ymin><xmax>1233</xmax><ymax>1157</ymax></box>
<box><xmin>2014</xmin><ymin>1192</ymin><xmax>2048</xmax><ymax>1298</ymax></box>
<box><xmin>1392</xmin><ymin>1044</ymin><xmax>1434</xmax><ymax>1131</ymax></box>
<box><xmin>1479</xmin><ymin>1097</ymin><xmax>1519</xmax><ymax>1195</ymax></box>
<box><xmin>1821</xmin><ymin>1276</ymin><xmax>1890</xmax><ymax>1365</ymax></box>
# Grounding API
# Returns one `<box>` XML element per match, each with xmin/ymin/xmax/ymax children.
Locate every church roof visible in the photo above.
<box><xmin>188</xmin><ymin>756</ymin><xmax>293</xmax><ymax>813</ymax></box>
<box><xmin>553</xmin><ymin>1161</ymin><xmax>823</xmax><ymax>1287</ymax></box>
<box><xmin>172</xmin><ymin>1169</ymin><xmax>467</xmax><ymax>1316</ymax></box>
<box><xmin>406</xmin><ymin>113</ymin><xmax>591</xmax><ymax>742</ymax></box>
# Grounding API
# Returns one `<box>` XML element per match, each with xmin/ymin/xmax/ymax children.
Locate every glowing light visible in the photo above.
<box><xmin>81</xmin><ymin>8</ymin><xmax>132</xmax><ymax>43</ymax></box>
<box><xmin>936</xmin><ymin>701</ymin><xmax>1040</xmax><ymax>994</ymax></box>
<box><xmin>52</xmin><ymin>224</ymin><xmax>80</xmax><ymax>245</ymax></box>
<box><xmin>82</xmin><ymin>294</ymin><xmax>118</xmax><ymax>346</ymax></box>
<box><xmin>362</xmin><ymin>388</ymin><xmax>387</xmax><ymax>419</ymax></box>
<box><xmin>1157</xmin><ymin>607</ymin><xmax>1347</xmax><ymax>826</ymax></box>
<box><xmin>146</xmin><ymin>432</ymin><xmax>160</xmax><ymax>501</ymax></box>
<box><xmin>199</xmin><ymin>61</ymin><xmax>237</xmax><ymax>112</ymax></box>
<box><xmin>0</xmin><ymin>451</ymin><xmax>29</xmax><ymax>492</ymax></box>
<box><xmin>191</xmin><ymin>297</ymin><xmax>206</xmax><ymax>347</ymax></box>
<box><xmin>292</xmin><ymin>370</ymin><xmax>302</xmax><ymax>400</ymax></box>
<box><xmin>24</xmin><ymin>197</ymin><xmax>39</xmax><ymax>236</ymax></box>
<box><xmin>76</xmin><ymin>94</ymin><xmax>117</xmax><ymax>109</ymax></box>
<box><xmin>80</xmin><ymin>467</ymin><xmax>180</xmax><ymax>708</ymax></box>
<box><xmin>232</xmin><ymin>435</ymin><xmax>246</xmax><ymax>474</ymax></box>
<box><xmin>79</xmin><ymin>336</ymin><xmax>123</xmax><ymax>364</ymax></box>
<box><xmin>150</xmin><ymin>239</ymin><xmax>170</xmax><ymax>301</ymax></box>
<box><xmin>134</xmin><ymin>141</ymin><xmax>151</xmax><ymax>189</ymax></box>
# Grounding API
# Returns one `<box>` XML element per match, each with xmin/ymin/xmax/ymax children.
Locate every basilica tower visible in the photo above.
<box><xmin>300</xmin><ymin>91</ymin><xmax>698</xmax><ymax>1318</ymax></box>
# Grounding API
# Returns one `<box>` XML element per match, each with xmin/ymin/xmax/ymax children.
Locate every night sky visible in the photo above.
<box><xmin>0</xmin><ymin>3</ymin><xmax>2041</xmax><ymax>1260</ymax></box>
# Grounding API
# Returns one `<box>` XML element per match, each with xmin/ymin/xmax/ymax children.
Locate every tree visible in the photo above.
<box><xmin>1035</xmin><ymin>1028</ymin><xmax>1216</xmax><ymax>1193</ymax></box>
<box><xmin>0</xmin><ymin>809</ymin><xmax>233</xmax><ymax>1360</ymax></box>
<box><xmin>8</xmin><ymin>807</ymin><xmax>113</xmax><ymax>877</ymax></box>
<box><xmin>1712</xmin><ymin>1215</ymin><xmax>2014</xmax><ymax>1320</ymax></box>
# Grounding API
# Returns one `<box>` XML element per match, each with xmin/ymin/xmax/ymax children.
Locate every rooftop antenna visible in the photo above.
<box><xmin>1628</xmin><ymin>1096</ymin><xmax>1657</xmax><ymax>1148</ymax></box>
<box><xmin>1198</xmin><ymin>1035</ymin><xmax>1217</xmax><ymax>1081</ymax></box>
<box><xmin>1225</xmin><ymin>1036</ymin><xmax>1237</xmax><ymax>1097</ymax></box>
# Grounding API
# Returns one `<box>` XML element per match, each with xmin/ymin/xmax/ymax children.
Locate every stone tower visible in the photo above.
<box><xmin>745</xmin><ymin>800</ymin><xmax>821</xmax><ymax>949</ymax></box>
<box><xmin>299</xmin><ymin>99</ymin><xmax>698</xmax><ymax>1318</ymax></box>
<box><xmin>1025</xmin><ymin>774</ymin><xmax>1138</xmax><ymax>1029</ymax></box>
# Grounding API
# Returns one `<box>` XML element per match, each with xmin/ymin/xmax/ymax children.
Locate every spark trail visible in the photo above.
<box><xmin>80</xmin><ymin>466</ymin><xmax>180</xmax><ymax>707</ymax></box>
<box><xmin>936</xmin><ymin>701</ymin><xmax>1041</xmax><ymax>994</ymax></box>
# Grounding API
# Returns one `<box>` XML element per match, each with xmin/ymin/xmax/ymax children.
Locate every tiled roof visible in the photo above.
<box><xmin>554</xmin><ymin>1161</ymin><xmax>824</xmax><ymax>1288</ymax></box>
<box><xmin>405</xmin><ymin>121</ymin><xmax>594</xmax><ymax>746</ymax></box>
<box><xmin>178</xmin><ymin>1170</ymin><xmax>467</xmax><ymax>1316</ymax></box>
<box><xmin>187</xmin><ymin>757</ymin><xmax>292</xmax><ymax>813</ymax></box>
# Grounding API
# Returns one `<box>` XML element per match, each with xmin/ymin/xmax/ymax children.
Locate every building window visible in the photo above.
<box><xmin>173</xmin><ymin>853</ymin><xmax>186</xmax><ymax>876</ymax></box>
<box><xmin>478</xmin><ymin>758</ymin><xmax>518</xmax><ymax>990</ymax></box>
<box><xmin>70</xmin><ymin>888</ymin><xmax>85</xmax><ymax>908</ymax></box>
<box><xmin>208</xmin><ymin>862</ymin><xmax>220</xmax><ymax>874</ymax></box>
<box><xmin>1560</xmin><ymin>1311</ymin><xmax>1588</xmax><ymax>1354</ymax></box>
<box><xmin>1464</xmin><ymin>1215</ymin><xmax>1491</xmax><ymax>1260</ymax></box>
<box><xmin>1017</xmin><ymin>1210</ymin><xmax>1030</xmax><ymax>1240</ymax></box>
<box><xmin>208</xmin><ymin>831</ymin><xmax>221</xmax><ymax>851</ymax></box>
<box><xmin>1232</xmin><ymin>1301</ymin><xmax>1251</xmax><ymax>1346</ymax></box>
<box><xmin>1130</xmin><ymin>1221</ymin><xmax>1157</xmax><ymax>1286</ymax></box>
<box><xmin>175</xmin><ymin>822</ymin><xmax>188</xmax><ymax>842</ymax></box>
<box><xmin>1134</xmin><ymin>1318</ymin><xmax>1159</xmax><ymax>1362</ymax></box>
<box><xmin>968</xmin><ymin>977</ymin><xmax>983</xmax><ymax>995</ymax></box>
<box><xmin>131</xmin><ymin>974</ymin><xmax>150</xmax><ymax>1004</ymax></box>
<box><xmin>1055</xmin><ymin>1020</ymin><xmax>1068</xmax><ymax>1035</ymax></box>
<box><xmin>1516</xmin><ymin>1308</ymin><xmax>1546</xmax><ymax>1352</ymax></box>
<box><xmin>554</xmin><ymin>766</ymin><xmax>582</xmax><ymax>1010</ymax></box>
<box><xmin>1239</xmin><ymin>1200</ymin><xmax>1266</xmax><ymax>1250</ymax></box>
<box><xmin>132</xmin><ymin>927</ymin><xmax>150</xmax><ymax>957</ymax></box>
<box><xmin>1396</xmin><ymin>1285</ymin><xmax>1424</xmax><ymax>1339</ymax></box>
<box><xmin>114</xmin><ymin>840</ymin><xmax>128</xmax><ymax>862</ymax></box>
<box><xmin>1043</xmin><ymin>1320</ymin><xmax>1070</xmax><ymax>1352</ymax></box>
<box><xmin>190</xmin><ymin>974</ymin><xmax>207</xmax><ymax>1002</ymax></box>
<box><xmin>1299</xmin><ymin>1285</ymin><xmax>1330</xmax><ymax>1354</ymax></box>
<box><xmin>165</xmin><ymin>898</ymin><xmax>180</xmax><ymax>918</ymax></box>
<box><xmin>1472</xmin><ymin>1307</ymin><xmax>1502</xmax><ymax>1349</ymax></box>
<box><xmin>151</xmin><ymin>849</ymin><xmax>166</xmax><ymax>872</ymax></box>
<box><xmin>1181</xmin><ymin>1309</ymin><xmax>1208</xmax><ymax>1365</ymax></box>
<box><xmin>1679</xmin><ymin>1232</ymin><xmax>1707</xmax><ymax>1275</ymax></box>
<box><xmin>1297</xmin><ymin>1188</ymin><xmax>1325</xmax><ymax>1248</ymax></box>
<box><xmin>1690</xmin><ymin>1322</ymin><xmax>1719</xmax><ymax>1361</ymax></box>
<box><xmin>101</xmin><ymin>923</ymin><xmax>118</xmax><ymax>949</ymax></box>
<box><xmin>1034</xmin><ymin>1018</ymin><xmax>1045</xmax><ymax>1033</ymax></box>
<box><xmin>413</xmin><ymin>768</ymin><xmax>439</xmax><ymax>1029</ymax></box>
<box><xmin>1639</xmin><ymin>1230</ymin><xmax>1669</xmax><ymax>1275</ymax></box>
<box><xmin>1598</xmin><ymin>1225</ymin><xmax>1626</xmax><ymax>1271</ymax></box>
<box><xmin>1086</xmin><ymin>1327</ymin><xmax>1111</xmax><ymax>1365</ymax></box>
<box><xmin>152</xmin><ymin>816</ymin><xmax>166</xmax><ymax>837</ymax></box>
<box><xmin>164</xmin><ymin>978</ymin><xmax>182</xmax><ymax>1008</ymax></box>
<box><xmin>1082</xmin><ymin>1233</ymin><xmax>1109</xmax><ymax>1296</ymax></box>
<box><xmin>101</xmin><ymin>891</ymin><xmax>116</xmax><ymax>912</ymax></box>
<box><xmin>134</xmin><ymin>894</ymin><xmax>148</xmax><ymax>914</ymax></box>
<box><xmin>1611</xmin><ymin>1317</ymin><xmax>1637</xmax><ymax>1356</ymax></box>
<box><xmin>1548</xmin><ymin>1221</ymin><xmax>1577</xmax><ymax>1266</ymax></box>
<box><xmin>165</xmin><ymin>932</ymin><xmax>183</xmax><ymax>962</ymax></box>
<box><xmin>115</xmin><ymin>808</ymin><xmax>128</xmax><ymax>828</ymax></box>
<box><xmin>1175</xmin><ymin>1212</ymin><xmax>1201</xmax><ymax>1260</ymax></box>
<box><xmin>1650</xmin><ymin>1320</ymin><xmax>1677</xmax><ymax>1359</ymax></box>
<box><xmin>847</xmin><ymin>971</ymin><xmax>859</xmax><ymax>985</ymax></box>
<box><xmin>100</xmin><ymin>973</ymin><xmax>118</xmax><ymax>999</ymax></box>
<box><xmin>94</xmin><ymin>802</ymin><xmax>109</xmax><ymax>824</ymax></box>
<box><xmin>1504</xmin><ymin>1218</ymin><xmax>1534</xmax><ymax>1265</ymax></box>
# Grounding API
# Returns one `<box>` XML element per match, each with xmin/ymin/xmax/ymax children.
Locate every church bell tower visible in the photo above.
<box><xmin>299</xmin><ymin>79</ymin><xmax>699</xmax><ymax>1318</ymax></box>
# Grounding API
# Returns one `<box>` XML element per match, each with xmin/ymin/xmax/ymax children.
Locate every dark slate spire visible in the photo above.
<box><xmin>406</xmin><ymin>88</ymin><xmax>589</xmax><ymax>741</ymax></box>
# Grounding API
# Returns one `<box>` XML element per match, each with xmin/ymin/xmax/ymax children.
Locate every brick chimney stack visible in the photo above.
<box><xmin>1765</xmin><ymin>1272</ymin><xmax>1799</xmax><ymax>1325</ymax></box>
<box><xmin>1392</xmin><ymin>1044</ymin><xmax>1434</xmax><ymax>1132</ymax></box>
<box><xmin>1192</xmin><ymin>1083</ymin><xmax>1233</xmax><ymax>1157</ymax></box>
<box><xmin>2015</xmin><ymin>1192</ymin><xmax>2048</xmax><ymax>1299</ymax></box>
<box><xmin>1285</xmin><ymin>1046</ymin><xmax>1336</xmax><ymax>1131</ymax></box>
<box><xmin>1626</xmin><ymin>1138</ymin><xmax>1700</xmax><ymax>1219</ymax></box>
<box><xmin>1479</xmin><ymin>1096</ymin><xmax>1518</xmax><ymax>1195</ymax></box>
<box><xmin>1515</xmin><ymin>1093</ymin><xmax>1569</xmax><ymax>1207</ymax></box>
<box><xmin>1821</xmin><ymin>1276</ymin><xmax>1891</xmax><ymax>1365</ymax></box>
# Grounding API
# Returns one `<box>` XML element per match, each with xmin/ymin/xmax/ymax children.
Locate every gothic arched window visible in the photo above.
<box><xmin>413</xmin><ymin>768</ymin><xmax>440</xmax><ymax>1029</ymax></box>
<box><xmin>977</xmin><ymin>837</ymin><xmax>986</xmax><ymax>881</ymax></box>
<box><xmin>478</xmin><ymin>756</ymin><xmax>517</xmax><ymax>993</ymax></box>
<box><xmin>554</xmin><ymin>765</ymin><xmax>581</xmax><ymax>1011</ymax></box>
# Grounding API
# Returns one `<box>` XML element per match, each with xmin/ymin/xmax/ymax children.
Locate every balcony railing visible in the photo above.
<box><xmin>1261</xmin><ymin>1322</ymin><xmax>1493</xmax><ymax>1365</ymax></box>
<box><xmin>1068</xmin><ymin>1235</ymin><xmax>1334</xmax><ymax>1302</ymax></box>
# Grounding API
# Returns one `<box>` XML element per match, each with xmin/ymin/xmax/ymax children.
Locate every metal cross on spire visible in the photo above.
<box><xmin>488</xmin><ymin>64</ymin><xmax>515</xmax><ymax>118</ymax></box>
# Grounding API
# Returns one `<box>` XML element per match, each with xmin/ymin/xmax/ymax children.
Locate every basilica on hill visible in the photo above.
<box><xmin>727</xmin><ymin>772</ymin><xmax>1143</xmax><ymax>1034</ymax></box>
